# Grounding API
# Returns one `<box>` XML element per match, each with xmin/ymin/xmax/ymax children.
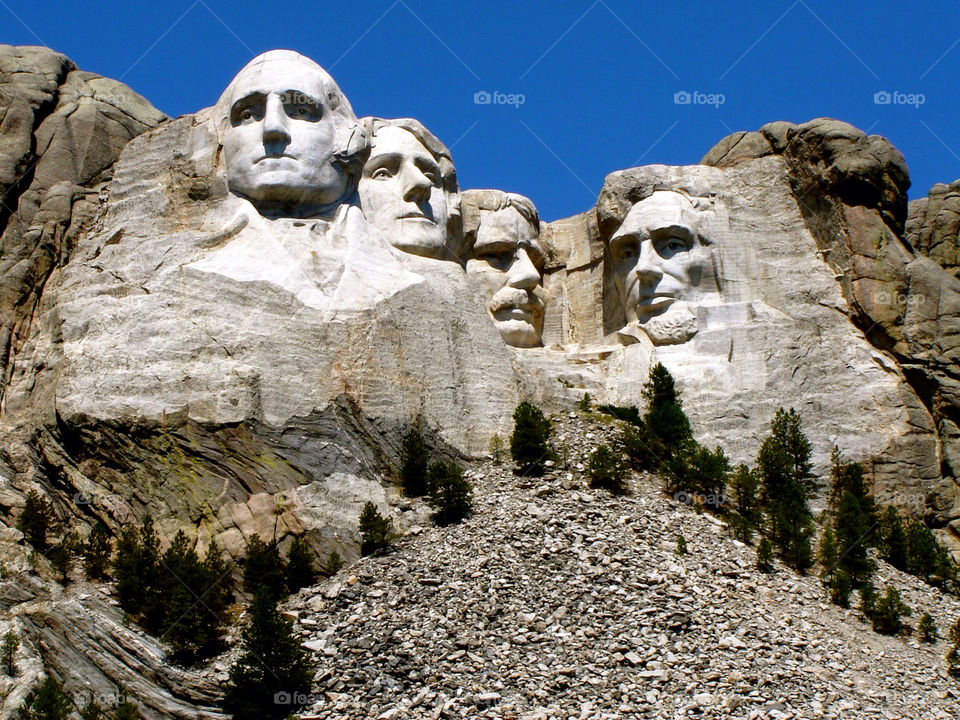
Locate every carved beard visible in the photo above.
<box><xmin>635</xmin><ymin>302</ymin><xmax>698</xmax><ymax>346</ymax></box>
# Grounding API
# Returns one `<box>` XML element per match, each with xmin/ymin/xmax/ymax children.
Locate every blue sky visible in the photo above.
<box><xmin>3</xmin><ymin>0</ymin><xmax>959</xmax><ymax>220</ymax></box>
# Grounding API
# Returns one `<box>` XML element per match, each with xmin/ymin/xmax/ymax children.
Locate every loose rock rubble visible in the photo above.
<box><xmin>281</xmin><ymin>414</ymin><xmax>960</xmax><ymax>719</ymax></box>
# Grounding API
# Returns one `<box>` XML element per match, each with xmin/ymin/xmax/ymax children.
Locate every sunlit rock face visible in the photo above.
<box><xmin>462</xmin><ymin>189</ymin><xmax>546</xmax><ymax>348</ymax></box>
<box><xmin>594</xmin><ymin>161</ymin><xmax>940</xmax><ymax>507</ymax></box>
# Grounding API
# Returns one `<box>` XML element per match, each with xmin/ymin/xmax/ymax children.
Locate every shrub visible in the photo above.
<box><xmin>358</xmin><ymin>502</ymin><xmax>392</xmax><ymax>556</ymax></box>
<box><xmin>18</xmin><ymin>675</ymin><xmax>71</xmax><ymax>720</ymax></box>
<box><xmin>113</xmin><ymin>701</ymin><xmax>141</xmax><ymax>720</ymax></box>
<box><xmin>917</xmin><ymin>612</ymin><xmax>938</xmax><ymax>642</ymax></box>
<box><xmin>426</xmin><ymin>460</ymin><xmax>473</xmax><ymax>525</ymax></box>
<box><xmin>617</xmin><ymin>420</ymin><xmax>663</xmax><ymax>472</ymax></box>
<box><xmin>223</xmin><ymin>590</ymin><xmax>315</xmax><ymax>720</ymax></box>
<box><xmin>83</xmin><ymin>520</ymin><xmax>113</xmax><ymax>580</ymax></box>
<box><xmin>323</xmin><ymin>550</ymin><xmax>344</xmax><ymax>576</ymax></box>
<box><xmin>664</xmin><ymin>444</ymin><xmax>729</xmax><ymax>509</ymax></box>
<box><xmin>488</xmin><ymin>434</ymin><xmax>506</xmax><ymax>464</ymax></box>
<box><xmin>905</xmin><ymin>520</ymin><xmax>957</xmax><ymax>589</ymax></box>
<box><xmin>285</xmin><ymin>537</ymin><xmax>317</xmax><ymax>594</ymax></box>
<box><xmin>2</xmin><ymin>631</ymin><xmax>18</xmax><ymax>676</ymax></box>
<box><xmin>399</xmin><ymin>427</ymin><xmax>429</xmax><ymax>497</ymax></box>
<box><xmin>597</xmin><ymin>404</ymin><xmax>642</xmax><ymax>426</ymax></box>
<box><xmin>242</xmin><ymin>535</ymin><xmax>287</xmax><ymax>603</ymax></box>
<box><xmin>676</xmin><ymin>535</ymin><xmax>687</xmax><ymax>555</ymax></box>
<box><xmin>17</xmin><ymin>490</ymin><xmax>56</xmax><ymax>551</ymax></box>
<box><xmin>578</xmin><ymin>392</ymin><xmax>592</xmax><ymax>412</ymax></box>
<box><xmin>586</xmin><ymin>444</ymin><xmax>628</xmax><ymax>495</ymax></box>
<box><xmin>510</xmin><ymin>402</ymin><xmax>551</xmax><ymax>476</ymax></box>
<box><xmin>869</xmin><ymin>585</ymin><xmax>911</xmax><ymax>635</ymax></box>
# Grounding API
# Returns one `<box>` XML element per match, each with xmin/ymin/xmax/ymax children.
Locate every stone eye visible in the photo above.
<box><xmin>372</xmin><ymin>167</ymin><xmax>393</xmax><ymax>180</ymax></box>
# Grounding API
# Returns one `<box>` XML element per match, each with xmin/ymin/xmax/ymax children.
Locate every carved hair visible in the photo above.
<box><xmin>460</xmin><ymin>189</ymin><xmax>540</xmax><ymax>257</ymax></box>
<box><xmin>361</xmin><ymin>117</ymin><xmax>459</xmax><ymax>195</ymax></box>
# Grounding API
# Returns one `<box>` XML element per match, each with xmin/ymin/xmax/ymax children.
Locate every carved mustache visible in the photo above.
<box><xmin>489</xmin><ymin>287</ymin><xmax>544</xmax><ymax>315</ymax></box>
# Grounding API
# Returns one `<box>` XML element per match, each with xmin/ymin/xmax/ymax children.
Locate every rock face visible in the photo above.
<box><xmin>0</xmin><ymin>45</ymin><xmax>166</xmax><ymax>405</ymax></box>
<box><xmin>907</xmin><ymin>179</ymin><xmax>960</xmax><ymax>277</ymax></box>
<box><xmin>702</xmin><ymin>119</ymin><xmax>960</xmax><ymax>532</ymax></box>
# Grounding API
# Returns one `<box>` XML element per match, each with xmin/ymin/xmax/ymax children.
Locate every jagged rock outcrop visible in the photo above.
<box><xmin>703</xmin><ymin>119</ymin><xmax>960</xmax><ymax>535</ymax></box>
<box><xmin>0</xmin><ymin>45</ymin><xmax>166</xmax><ymax>405</ymax></box>
<box><xmin>906</xmin><ymin>179</ymin><xmax>960</xmax><ymax>277</ymax></box>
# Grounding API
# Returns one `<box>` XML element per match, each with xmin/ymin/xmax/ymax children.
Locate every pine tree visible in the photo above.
<box><xmin>946</xmin><ymin>618</ymin><xmax>960</xmax><ymax>678</ymax></box>
<box><xmin>285</xmin><ymin>537</ymin><xmax>317</xmax><ymax>593</ymax></box>
<box><xmin>17</xmin><ymin>490</ymin><xmax>55</xmax><ymax>551</ymax></box>
<box><xmin>242</xmin><ymin>535</ymin><xmax>287</xmax><ymax>603</ymax></box>
<box><xmin>2</xmin><ymin>632</ymin><xmax>19</xmax><ymax>677</ymax></box>
<box><xmin>223</xmin><ymin>590</ymin><xmax>315</xmax><ymax>720</ymax></box>
<box><xmin>585</xmin><ymin>444</ymin><xmax>628</xmax><ymax>495</ymax></box>
<box><xmin>358</xmin><ymin>502</ymin><xmax>392</xmax><ymax>556</ymax></box>
<box><xmin>113</xmin><ymin>516</ymin><xmax>162</xmax><ymax>631</ymax></box>
<box><xmin>79</xmin><ymin>695</ymin><xmax>104</xmax><ymax>720</ymax></box>
<box><xmin>817</xmin><ymin>525</ymin><xmax>838</xmax><ymax>583</ymax></box>
<box><xmin>162</xmin><ymin>530</ymin><xmax>226</xmax><ymax>663</ymax></box>
<box><xmin>17</xmin><ymin>675</ymin><xmax>71</xmax><ymax>720</ymax></box>
<box><xmin>322</xmin><ymin>550</ymin><xmax>344</xmax><ymax>576</ymax></box>
<box><xmin>869</xmin><ymin>586</ymin><xmax>911</xmax><ymax>635</ymax></box>
<box><xmin>834</xmin><ymin>490</ymin><xmax>873</xmax><ymax>585</ymax></box>
<box><xmin>510</xmin><ymin>402</ymin><xmax>551</xmax><ymax>476</ymax></box>
<box><xmin>877</xmin><ymin>505</ymin><xmax>907</xmax><ymax>570</ymax></box>
<box><xmin>757</xmin><ymin>408</ymin><xmax>815</xmax><ymax>572</ymax></box>
<box><xmin>426</xmin><ymin>460</ymin><xmax>474</xmax><ymax>524</ymax></box>
<box><xmin>83</xmin><ymin>520</ymin><xmax>113</xmax><ymax>580</ymax></box>
<box><xmin>756</xmin><ymin>538</ymin><xmax>774</xmax><ymax>573</ymax></box>
<box><xmin>917</xmin><ymin>613</ymin><xmax>938</xmax><ymax>643</ymax></box>
<box><xmin>398</xmin><ymin>427</ymin><xmax>429</xmax><ymax>496</ymax></box>
<box><xmin>729</xmin><ymin>464</ymin><xmax>760</xmax><ymax>543</ymax></box>
<box><xmin>112</xmin><ymin>701</ymin><xmax>141</xmax><ymax>720</ymax></box>
<box><xmin>642</xmin><ymin>363</ymin><xmax>692</xmax><ymax>452</ymax></box>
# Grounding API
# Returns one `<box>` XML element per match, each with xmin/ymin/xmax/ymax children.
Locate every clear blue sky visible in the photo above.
<box><xmin>3</xmin><ymin>0</ymin><xmax>959</xmax><ymax>220</ymax></box>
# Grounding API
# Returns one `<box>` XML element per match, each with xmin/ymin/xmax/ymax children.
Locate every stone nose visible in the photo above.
<box><xmin>401</xmin><ymin>164</ymin><xmax>433</xmax><ymax>203</ymax></box>
<box><xmin>506</xmin><ymin>248</ymin><xmax>540</xmax><ymax>291</ymax></box>
<box><xmin>262</xmin><ymin>94</ymin><xmax>291</xmax><ymax>146</ymax></box>
<box><xmin>634</xmin><ymin>240</ymin><xmax>664</xmax><ymax>285</ymax></box>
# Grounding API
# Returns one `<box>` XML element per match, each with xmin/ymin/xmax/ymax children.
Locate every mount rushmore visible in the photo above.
<box><xmin>1</xmin><ymin>42</ymin><xmax>960</xmax><ymax>717</ymax></box>
<box><xmin>0</xmin><ymin>46</ymin><xmax>958</xmax><ymax>563</ymax></box>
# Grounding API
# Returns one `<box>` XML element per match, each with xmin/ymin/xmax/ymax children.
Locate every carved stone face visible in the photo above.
<box><xmin>466</xmin><ymin>206</ymin><xmax>545</xmax><ymax>348</ymax></box>
<box><xmin>220</xmin><ymin>51</ymin><xmax>356</xmax><ymax>217</ymax></box>
<box><xmin>608</xmin><ymin>191</ymin><xmax>719</xmax><ymax>342</ymax></box>
<box><xmin>358</xmin><ymin>126</ymin><xmax>450</xmax><ymax>258</ymax></box>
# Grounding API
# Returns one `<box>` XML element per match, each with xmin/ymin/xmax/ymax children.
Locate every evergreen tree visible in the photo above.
<box><xmin>756</xmin><ymin>538</ymin><xmax>774</xmax><ymax>573</ymax></box>
<box><xmin>642</xmin><ymin>363</ymin><xmax>692</xmax><ymax>452</ymax></box>
<box><xmin>869</xmin><ymin>586</ymin><xmax>911</xmax><ymax>635</ymax></box>
<box><xmin>398</xmin><ymin>427</ymin><xmax>429</xmax><ymax>497</ymax></box>
<box><xmin>17</xmin><ymin>675</ymin><xmax>71</xmax><ymax>720</ymax></box>
<box><xmin>834</xmin><ymin>490</ymin><xmax>873</xmax><ymax>585</ymax></box>
<box><xmin>112</xmin><ymin>701</ymin><xmax>140</xmax><ymax>720</ymax></box>
<box><xmin>79</xmin><ymin>695</ymin><xmax>104</xmax><ymax>720</ymax></box>
<box><xmin>858</xmin><ymin>578</ymin><xmax>877</xmax><ymax>617</ymax></box>
<box><xmin>426</xmin><ymin>460</ymin><xmax>474</xmax><ymax>524</ymax></box>
<box><xmin>917</xmin><ymin>613</ymin><xmax>938</xmax><ymax>643</ymax></box>
<box><xmin>2</xmin><ymin>631</ymin><xmax>19</xmax><ymax>677</ymax></box>
<box><xmin>162</xmin><ymin>531</ymin><xmax>226</xmax><ymax>663</ymax></box>
<box><xmin>877</xmin><ymin>505</ymin><xmax>907</xmax><ymax>570</ymax></box>
<box><xmin>201</xmin><ymin>540</ymin><xmax>234</xmax><ymax>619</ymax></box>
<box><xmin>817</xmin><ymin>525</ymin><xmax>838</xmax><ymax>583</ymax></box>
<box><xmin>83</xmin><ymin>520</ymin><xmax>113</xmax><ymax>580</ymax></box>
<box><xmin>828</xmin><ymin>570</ymin><xmax>852</xmax><ymax>608</ymax></box>
<box><xmin>242</xmin><ymin>535</ymin><xmax>287</xmax><ymax>603</ymax></box>
<box><xmin>757</xmin><ymin>408</ymin><xmax>815</xmax><ymax>572</ymax></box>
<box><xmin>616</xmin><ymin>421</ymin><xmax>663</xmax><ymax>472</ymax></box>
<box><xmin>947</xmin><ymin>618</ymin><xmax>960</xmax><ymax>678</ymax></box>
<box><xmin>729</xmin><ymin>464</ymin><xmax>760</xmax><ymax>543</ymax></box>
<box><xmin>17</xmin><ymin>491</ymin><xmax>55</xmax><ymax>551</ymax></box>
<box><xmin>488</xmin><ymin>434</ymin><xmax>506</xmax><ymax>464</ymax></box>
<box><xmin>113</xmin><ymin>516</ymin><xmax>162</xmax><ymax>631</ymax></box>
<box><xmin>223</xmin><ymin>590</ymin><xmax>315</xmax><ymax>720</ymax></box>
<box><xmin>322</xmin><ymin>550</ymin><xmax>344</xmax><ymax>576</ymax></box>
<box><xmin>664</xmin><ymin>444</ymin><xmax>729</xmax><ymax>508</ymax></box>
<box><xmin>585</xmin><ymin>444</ymin><xmax>628</xmax><ymax>495</ymax></box>
<box><xmin>578</xmin><ymin>392</ymin><xmax>592</xmax><ymax>412</ymax></box>
<box><xmin>285</xmin><ymin>537</ymin><xmax>317</xmax><ymax>593</ymax></box>
<box><xmin>510</xmin><ymin>402</ymin><xmax>551</xmax><ymax>476</ymax></box>
<box><xmin>358</xmin><ymin>502</ymin><xmax>392</xmax><ymax>556</ymax></box>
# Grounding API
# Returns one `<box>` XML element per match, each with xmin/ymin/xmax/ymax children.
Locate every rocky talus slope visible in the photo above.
<box><xmin>259</xmin><ymin>414</ymin><xmax>960</xmax><ymax>720</ymax></box>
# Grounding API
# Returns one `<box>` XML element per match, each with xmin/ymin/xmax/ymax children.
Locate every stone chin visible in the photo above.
<box><xmin>389</xmin><ymin>218</ymin><xmax>448</xmax><ymax>258</ymax></box>
<box><xmin>492</xmin><ymin>317</ymin><xmax>542</xmax><ymax>348</ymax></box>
<box><xmin>630</xmin><ymin>302</ymin><xmax>699</xmax><ymax>346</ymax></box>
